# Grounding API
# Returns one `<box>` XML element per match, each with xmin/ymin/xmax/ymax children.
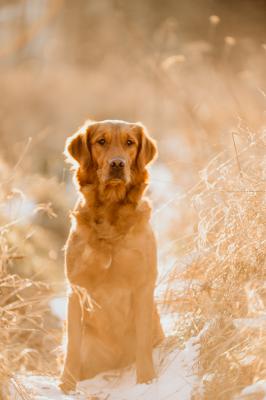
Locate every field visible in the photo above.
<box><xmin>0</xmin><ymin>1</ymin><xmax>265</xmax><ymax>399</ymax></box>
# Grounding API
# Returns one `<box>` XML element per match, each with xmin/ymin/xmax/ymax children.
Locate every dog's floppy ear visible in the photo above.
<box><xmin>64</xmin><ymin>122</ymin><xmax>95</xmax><ymax>168</ymax></box>
<box><xmin>136</xmin><ymin>123</ymin><xmax>157</xmax><ymax>169</ymax></box>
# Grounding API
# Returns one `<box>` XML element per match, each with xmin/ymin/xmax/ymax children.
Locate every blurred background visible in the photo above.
<box><xmin>0</xmin><ymin>1</ymin><xmax>265</xmax><ymax>398</ymax></box>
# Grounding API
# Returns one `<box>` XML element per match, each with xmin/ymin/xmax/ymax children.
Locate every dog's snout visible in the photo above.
<box><xmin>109</xmin><ymin>158</ymin><xmax>125</xmax><ymax>169</ymax></box>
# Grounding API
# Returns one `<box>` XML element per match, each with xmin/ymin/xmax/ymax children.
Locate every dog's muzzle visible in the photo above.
<box><xmin>108</xmin><ymin>157</ymin><xmax>126</xmax><ymax>181</ymax></box>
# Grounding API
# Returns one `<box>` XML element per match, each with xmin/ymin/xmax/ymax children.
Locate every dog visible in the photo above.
<box><xmin>59</xmin><ymin>120</ymin><xmax>164</xmax><ymax>393</ymax></box>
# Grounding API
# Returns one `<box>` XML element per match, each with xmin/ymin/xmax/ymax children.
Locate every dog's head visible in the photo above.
<box><xmin>65</xmin><ymin>120</ymin><xmax>157</xmax><ymax>202</ymax></box>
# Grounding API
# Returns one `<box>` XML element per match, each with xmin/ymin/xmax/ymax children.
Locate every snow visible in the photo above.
<box><xmin>50</xmin><ymin>297</ymin><xmax>67</xmax><ymax>321</ymax></box>
<box><xmin>15</xmin><ymin>334</ymin><xmax>200</xmax><ymax>400</ymax></box>
<box><xmin>235</xmin><ymin>380</ymin><xmax>266</xmax><ymax>399</ymax></box>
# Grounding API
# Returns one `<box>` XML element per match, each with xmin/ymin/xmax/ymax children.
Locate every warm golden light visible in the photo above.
<box><xmin>0</xmin><ymin>1</ymin><xmax>265</xmax><ymax>399</ymax></box>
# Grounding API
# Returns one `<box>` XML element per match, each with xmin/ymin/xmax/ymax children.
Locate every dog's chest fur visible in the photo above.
<box><xmin>75</xmin><ymin>197</ymin><xmax>151</xmax><ymax>243</ymax></box>
<box><xmin>72</xmin><ymin>198</ymin><xmax>153</xmax><ymax>283</ymax></box>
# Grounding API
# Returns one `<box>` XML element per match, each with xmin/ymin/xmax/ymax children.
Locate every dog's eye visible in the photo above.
<box><xmin>127</xmin><ymin>139</ymin><xmax>134</xmax><ymax>146</ymax></box>
<box><xmin>97</xmin><ymin>138</ymin><xmax>106</xmax><ymax>145</ymax></box>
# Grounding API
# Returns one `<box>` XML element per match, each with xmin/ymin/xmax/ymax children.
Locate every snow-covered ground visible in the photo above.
<box><xmin>15</xmin><ymin>334</ymin><xmax>200</xmax><ymax>400</ymax></box>
<box><xmin>235</xmin><ymin>380</ymin><xmax>266</xmax><ymax>400</ymax></box>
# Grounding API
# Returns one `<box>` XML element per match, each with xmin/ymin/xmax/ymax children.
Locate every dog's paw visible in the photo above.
<box><xmin>59</xmin><ymin>379</ymin><xmax>76</xmax><ymax>394</ymax></box>
<box><xmin>136</xmin><ymin>366</ymin><xmax>156</xmax><ymax>384</ymax></box>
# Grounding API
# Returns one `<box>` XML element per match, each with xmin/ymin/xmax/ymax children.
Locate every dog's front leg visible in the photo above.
<box><xmin>59</xmin><ymin>291</ymin><xmax>82</xmax><ymax>393</ymax></box>
<box><xmin>134</xmin><ymin>283</ymin><xmax>156</xmax><ymax>384</ymax></box>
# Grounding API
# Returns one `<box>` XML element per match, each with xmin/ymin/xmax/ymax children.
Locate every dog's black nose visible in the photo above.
<box><xmin>109</xmin><ymin>158</ymin><xmax>125</xmax><ymax>169</ymax></box>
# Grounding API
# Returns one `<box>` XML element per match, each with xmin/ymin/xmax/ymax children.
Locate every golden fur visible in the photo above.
<box><xmin>59</xmin><ymin>120</ymin><xmax>164</xmax><ymax>393</ymax></box>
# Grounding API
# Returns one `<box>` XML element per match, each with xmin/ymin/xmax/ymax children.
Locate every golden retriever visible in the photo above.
<box><xmin>59</xmin><ymin>120</ymin><xmax>164</xmax><ymax>393</ymax></box>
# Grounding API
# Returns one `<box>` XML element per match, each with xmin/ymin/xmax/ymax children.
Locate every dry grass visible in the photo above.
<box><xmin>0</xmin><ymin>174</ymin><xmax>63</xmax><ymax>399</ymax></box>
<box><xmin>160</xmin><ymin>129</ymin><xmax>266</xmax><ymax>399</ymax></box>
